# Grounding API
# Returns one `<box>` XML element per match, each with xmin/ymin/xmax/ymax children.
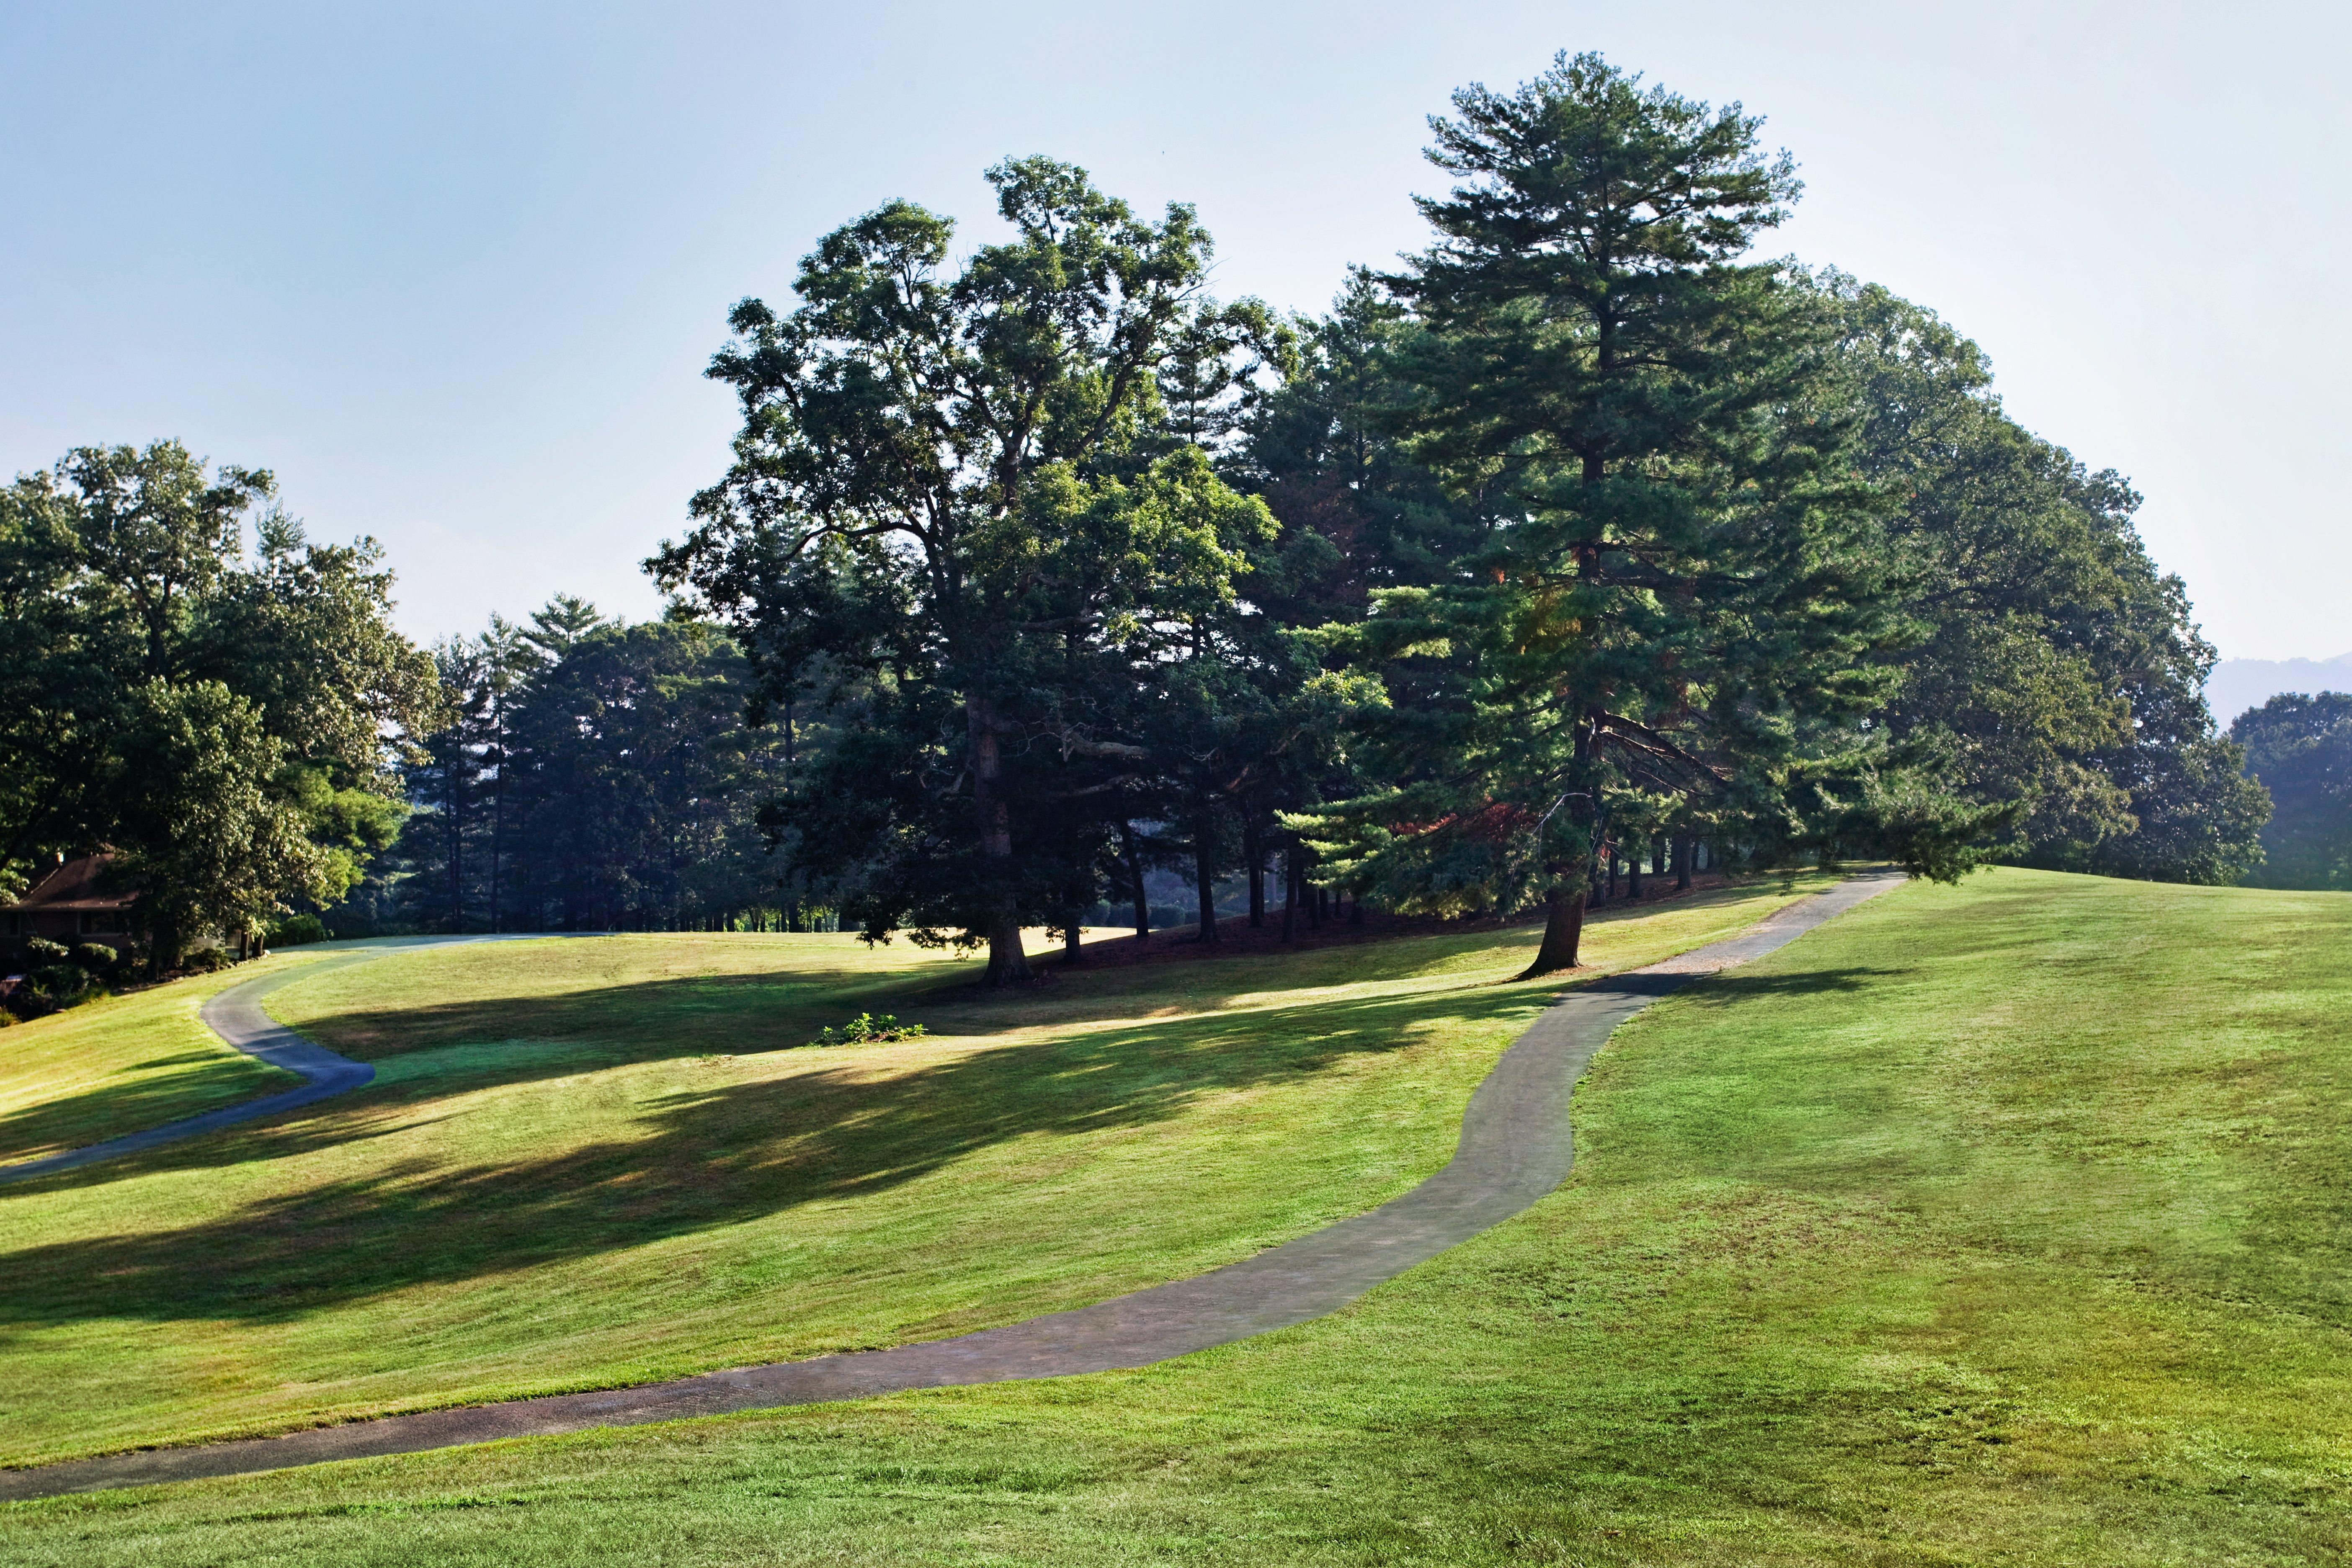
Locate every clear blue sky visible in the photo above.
<box><xmin>4</xmin><ymin>0</ymin><xmax>2344</xmax><ymax>661</ymax></box>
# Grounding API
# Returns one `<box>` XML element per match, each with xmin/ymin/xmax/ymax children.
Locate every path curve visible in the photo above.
<box><xmin>0</xmin><ymin>874</ymin><xmax>1903</xmax><ymax>1499</ymax></box>
<box><xmin>0</xmin><ymin>936</ymin><xmax>579</xmax><ymax>1186</ymax></box>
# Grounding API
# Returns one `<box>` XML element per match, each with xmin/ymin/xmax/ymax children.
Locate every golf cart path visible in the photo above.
<box><xmin>0</xmin><ymin>936</ymin><xmax>577</xmax><ymax>1186</ymax></box>
<box><xmin>0</xmin><ymin>872</ymin><xmax>1903</xmax><ymax>1500</ymax></box>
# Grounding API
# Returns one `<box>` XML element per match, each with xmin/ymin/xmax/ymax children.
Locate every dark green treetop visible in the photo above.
<box><xmin>1824</xmin><ymin>275</ymin><xmax>2268</xmax><ymax>885</ymax></box>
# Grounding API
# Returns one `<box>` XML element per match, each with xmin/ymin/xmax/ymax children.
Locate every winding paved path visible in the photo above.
<box><xmin>0</xmin><ymin>937</ymin><xmax>577</xmax><ymax>1186</ymax></box>
<box><xmin>0</xmin><ymin>874</ymin><xmax>1902</xmax><ymax>1500</ymax></box>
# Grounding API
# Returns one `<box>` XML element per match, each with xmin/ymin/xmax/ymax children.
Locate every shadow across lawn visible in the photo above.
<box><xmin>0</xmin><ymin>1060</ymin><xmax>294</xmax><ymax>1168</ymax></box>
<box><xmin>0</xmin><ymin>918</ymin><xmax>1586</xmax><ymax>1191</ymax></box>
<box><xmin>293</xmin><ymin>963</ymin><xmax>913</xmax><ymax>1060</ymax></box>
<box><xmin>1673</xmin><ymin>967</ymin><xmax>1897</xmax><ymax>999</ymax></box>
<box><xmin>0</xmin><ymin>980</ymin><xmax>1548</xmax><ymax>1329</ymax></box>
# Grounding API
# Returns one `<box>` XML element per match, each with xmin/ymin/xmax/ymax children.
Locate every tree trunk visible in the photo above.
<box><xmin>969</xmin><ymin>691</ymin><xmax>1029</xmax><ymax>985</ymax></box>
<box><xmin>1282</xmin><ymin>845</ymin><xmax>1297</xmax><ymax>942</ymax></box>
<box><xmin>1627</xmin><ymin>844</ymin><xmax>1643</xmax><ymax>900</ymax></box>
<box><xmin>1522</xmin><ymin>884</ymin><xmax>1588</xmax><ymax>977</ymax></box>
<box><xmin>1120</xmin><ymin>820</ymin><xmax>1150</xmax><ymax>939</ymax></box>
<box><xmin>1194</xmin><ymin>830</ymin><xmax>1218</xmax><ymax>945</ymax></box>
<box><xmin>1246</xmin><ymin>825</ymin><xmax>1264</xmax><ymax>928</ymax></box>
<box><xmin>1063</xmin><ymin>911</ymin><xmax>1084</xmax><ymax>966</ymax></box>
<box><xmin>984</xmin><ymin>910</ymin><xmax>1030</xmax><ymax>986</ymax></box>
<box><xmin>1675</xmin><ymin>834</ymin><xmax>1693</xmax><ymax>891</ymax></box>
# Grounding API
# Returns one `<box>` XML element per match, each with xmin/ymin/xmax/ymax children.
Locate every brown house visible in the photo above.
<box><xmin>1</xmin><ymin>854</ymin><xmax>137</xmax><ymax>969</ymax></box>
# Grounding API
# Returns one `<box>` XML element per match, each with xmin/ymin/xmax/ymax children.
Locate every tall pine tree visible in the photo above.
<box><xmin>1310</xmin><ymin>54</ymin><xmax>1911</xmax><ymax>974</ymax></box>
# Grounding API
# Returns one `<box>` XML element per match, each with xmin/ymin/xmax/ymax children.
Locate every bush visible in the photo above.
<box><xmin>25</xmin><ymin>937</ymin><xmax>68</xmax><ymax>964</ymax></box>
<box><xmin>5</xmin><ymin>961</ymin><xmax>103</xmax><ymax>1020</ymax></box>
<box><xmin>267</xmin><ymin>914</ymin><xmax>328</xmax><ymax>947</ymax></box>
<box><xmin>181</xmin><ymin>946</ymin><xmax>235</xmax><ymax>975</ymax></box>
<box><xmin>807</xmin><ymin>1012</ymin><xmax>928</xmax><ymax>1047</ymax></box>
<box><xmin>71</xmin><ymin>943</ymin><xmax>119</xmax><ymax>975</ymax></box>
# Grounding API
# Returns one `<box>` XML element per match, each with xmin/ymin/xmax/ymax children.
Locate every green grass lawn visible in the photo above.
<box><xmin>0</xmin><ymin>961</ymin><xmax>309</xmax><ymax>1166</ymax></box>
<box><xmin>0</xmin><ymin>876</ymin><xmax>1823</xmax><ymax>1474</ymax></box>
<box><xmin>5</xmin><ymin>868</ymin><xmax>2346</xmax><ymax>1565</ymax></box>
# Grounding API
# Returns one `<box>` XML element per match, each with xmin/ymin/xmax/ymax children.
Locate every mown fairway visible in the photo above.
<box><xmin>0</xmin><ymin>877</ymin><xmax>1823</xmax><ymax>1471</ymax></box>
<box><xmin>4</xmin><ymin>868</ymin><xmax>2347</xmax><ymax>1565</ymax></box>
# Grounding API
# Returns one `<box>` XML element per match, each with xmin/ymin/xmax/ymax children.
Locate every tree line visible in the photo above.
<box><xmin>5</xmin><ymin>52</ymin><xmax>2341</xmax><ymax>977</ymax></box>
<box><xmin>650</xmin><ymin>54</ymin><xmax>2273</xmax><ymax>982</ymax></box>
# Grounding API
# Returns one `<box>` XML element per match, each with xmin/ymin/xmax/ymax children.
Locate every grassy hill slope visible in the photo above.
<box><xmin>4</xmin><ymin>867</ymin><xmax>2343</xmax><ymax>1565</ymax></box>
<box><xmin>0</xmin><ymin>877</ymin><xmax>1823</xmax><ymax>1471</ymax></box>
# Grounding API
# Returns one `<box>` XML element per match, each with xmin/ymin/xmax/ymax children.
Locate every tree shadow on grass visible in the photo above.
<box><xmin>1</xmin><ymin>920</ymin><xmax>1581</xmax><ymax>1192</ymax></box>
<box><xmin>0</xmin><ymin>981</ymin><xmax>1550</xmax><ymax>1330</ymax></box>
<box><xmin>1680</xmin><ymin>967</ymin><xmax>1900</xmax><ymax>998</ymax></box>
<box><xmin>294</xmin><ymin>964</ymin><xmax>915</xmax><ymax>1060</ymax></box>
<box><xmin>0</xmin><ymin>1061</ymin><xmax>296</xmax><ymax>1168</ymax></box>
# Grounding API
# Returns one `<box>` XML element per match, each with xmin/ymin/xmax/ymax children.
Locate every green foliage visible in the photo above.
<box><xmin>108</xmin><ymin>678</ymin><xmax>327</xmax><ymax>965</ymax></box>
<box><xmin>371</xmin><ymin>611</ymin><xmax>802</xmax><ymax>934</ymax></box>
<box><xmin>653</xmin><ymin>159</ymin><xmax>1286</xmax><ymax>981</ymax></box>
<box><xmin>0</xmin><ymin>441</ymin><xmax>438</xmax><ymax>952</ymax></box>
<box><xmin>2232</xmin><ymin>691</ymin><xmax>2352</xmax><ymax>888</ymax></box>
<box><xmin>266</xmin><ymin>914</ymin><xmax>328</xmax><ymax>946</ymax></box>
<box><xmin>1293</xmin><ymin>53</ymin><xmax>1929</xmax><ymax>953</ymax></box>
<box><xmin>1823</xmin><ymin>276</ymin><xmax>2268</xmax><ymax>883</ymax></box>
<box><xmin>807</xmin><ymin>1011</ymin><xmax>928</xmax><ymax>1046</ymax></box>
<box><xmin>7</xmin><ymin>939</ymin><xmax>119</xmax><ymax>1019</ymax></box>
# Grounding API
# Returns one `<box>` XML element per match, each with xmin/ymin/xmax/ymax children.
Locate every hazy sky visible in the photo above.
<box><xmin>4</xmin><ymin>0</ymin><xmax>2344</xmax><ymax>660</ymax></box>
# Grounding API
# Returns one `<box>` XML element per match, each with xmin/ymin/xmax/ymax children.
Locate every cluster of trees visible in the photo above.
<box><xmin>2233</xmin><ymin>694</ymin><xmax>2352</xmax><ymax>890</ymax></box>
<box><xmin>8</xmin><ymin>54</ymin><xmax>2314</xmax><ymax>972</ymax></box>
<box><xmin>344</xmin><ymin>599</ymin><xmax>810</xmax><ymax>933</ymax></box>
<box><xmin>658</xmin><ymin>54</ymin><xmax>2269</xmax><ymax>983</ymax></box>
<box><xmin>0</xmin><ymin>442</ymin><xmax>435</xmax><ymax>968</ymax></box>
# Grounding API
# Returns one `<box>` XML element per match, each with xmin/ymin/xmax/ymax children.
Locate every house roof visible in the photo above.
<box><xmin>5</xmin><ymin>854</ymin><xmax>138</xmax><ymax>913</ymax></box>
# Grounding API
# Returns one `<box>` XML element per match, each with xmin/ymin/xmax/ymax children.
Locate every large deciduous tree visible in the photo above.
<box><xmin>653</xmin><ymin>158</ymin><xmax>1276</xmax><ymax>983</ymax></box>
<box><xmin>0</xmin><ymin>441</ymin><xmax>438</xmax><ymax>961</ymax></box>
<box><xmin>1826</xmin><ymin>276</ymin><xmax>2269</xmax><ymax>885</ymax></box>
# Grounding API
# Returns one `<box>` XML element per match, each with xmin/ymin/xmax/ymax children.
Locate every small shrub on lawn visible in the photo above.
<box><xmin>181</xmin><ymin>947</ymin><xmax>235</xmax><ymax>975</ymax></box>
<box><xmin>807</xmin><ymin>1012</ymin><xmax>928</xmax><ymax>1047</ymax></box>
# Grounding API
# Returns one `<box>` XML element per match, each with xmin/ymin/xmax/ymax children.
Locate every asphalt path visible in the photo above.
<box><xmin>0</xmin><ymin>874</ymin><xmax>1904</xmax><ymax>1499</ymax></box>
<box><xmin>0</xmin><ymin>936</ymin><xmax>580</xmax><ymax>1185</ymax></box>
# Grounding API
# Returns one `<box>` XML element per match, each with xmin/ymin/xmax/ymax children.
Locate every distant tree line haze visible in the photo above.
<box><xmin>345</xmin><ymin>598</ymin><xmax>804</xmax><ymax>935</ymax></box>
<box><xmin>2232</xmin><ymin>695</ymin><xmax>2352</xmax><ymax>891</ymax></box>
<box><xmin>3</xmin><ymin>53</ymin><xmax>2334</xmax><ymax>980</ymax></box>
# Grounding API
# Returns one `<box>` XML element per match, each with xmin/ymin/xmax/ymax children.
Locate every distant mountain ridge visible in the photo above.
<box><xmin>2206</xmin><ymin>654</ymin><xmax>2352</xmax><ymax>728</ymax></box>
